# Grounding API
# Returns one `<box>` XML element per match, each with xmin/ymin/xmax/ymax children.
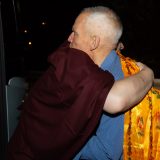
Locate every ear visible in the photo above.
<box><xmin>90</xmin><ymin>35</ymin><xmax>100</xmax><ymax>51</ymax></box>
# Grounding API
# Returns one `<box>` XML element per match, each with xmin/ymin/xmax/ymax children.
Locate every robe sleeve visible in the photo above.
<box><xmin>7</xmin><ymin>42</ymin><xmax>114</xmax><ymax>160</ymax></box>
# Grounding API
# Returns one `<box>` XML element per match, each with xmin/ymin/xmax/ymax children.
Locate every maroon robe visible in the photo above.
<box><xmin>7</xmin><ymin>42</ymin><xmax>114</xmax><ymax>160</ymax></box>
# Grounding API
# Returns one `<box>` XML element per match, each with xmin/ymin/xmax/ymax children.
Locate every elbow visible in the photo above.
<box><xmin>115</xmin><ymin>96</ymin><xmax>128</xmax><ymax>113</ymax></box>
<box><xmin>110</xmin><ymin>97</ymin><xmax>127</xmax><ymax>114</ymax></box>
<box><xmin>104</xmin><ymin>95</ymin><xmax>127</xmax><ymax>114</ymax></box>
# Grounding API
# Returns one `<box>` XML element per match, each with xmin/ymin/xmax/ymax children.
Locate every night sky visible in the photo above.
<box><xmin>2</xmin><ymin>0</ymin><xmax>160</xmax><ymax>79</ymax></box>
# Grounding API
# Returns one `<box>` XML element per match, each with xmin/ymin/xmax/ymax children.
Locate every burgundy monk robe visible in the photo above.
<box><xmin>7</xmin><ymin>42</ymin><xmax>114</xmax><ymax>160</ymax></box>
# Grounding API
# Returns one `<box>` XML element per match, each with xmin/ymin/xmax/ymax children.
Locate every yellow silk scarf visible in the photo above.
<box><xmin>117</xmin><ymin>51</ymin><xmax>160</xmax><ymax>160</ymax></box>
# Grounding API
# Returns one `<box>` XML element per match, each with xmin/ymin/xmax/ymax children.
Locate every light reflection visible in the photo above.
<box><xmin>24</xmin><ymin>29</ymin><xmax>28</xmax><ymax>33</ymax></box>
<box><xmin>28</xmin><ymin>41</ymin><xmax>32</xmax><ymax>45</ymax></box>
<box><xmin>41</xmin><ymin>21</ymin><xmax>46</xmax><ymax>26</ymax></box>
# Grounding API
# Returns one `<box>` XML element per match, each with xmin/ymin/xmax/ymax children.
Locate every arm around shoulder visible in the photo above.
<box><xmin>103</xmin><ymin>62</ymin><xmax>154</xmax><ymax>114</ymax></box>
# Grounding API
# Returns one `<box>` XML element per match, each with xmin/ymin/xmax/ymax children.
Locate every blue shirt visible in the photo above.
<box><xmin>73</xmin><ymin>50</ymin><xmax>124</xmax><ymax>160</ymax></box>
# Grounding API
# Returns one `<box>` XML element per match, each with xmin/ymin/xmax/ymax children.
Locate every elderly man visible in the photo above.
<box><xmin>73</xmin><ymin>6</ymin><xmax>160</xmax><ymax>160</ymax></box>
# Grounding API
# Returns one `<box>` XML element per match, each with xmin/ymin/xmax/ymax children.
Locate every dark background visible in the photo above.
<box><xmin>1</xmin><ymin>0</ymin><xmax>160</xmax><ymax>81</ymax></box>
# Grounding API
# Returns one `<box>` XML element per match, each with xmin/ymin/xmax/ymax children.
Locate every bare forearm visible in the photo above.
<box><xmin>103</xmin><ymin>63</ymin><xmax>154</xmax><ymax>114</ymax></box>
<box><xmin>127</xmin><ymin>68</ymin><xmax>153</xmax><ymax>102</ymax></box>
<box><xmin>113</xmin><ymin>68</ymin><xmax>153</xmax><ymax>111</ymax></box>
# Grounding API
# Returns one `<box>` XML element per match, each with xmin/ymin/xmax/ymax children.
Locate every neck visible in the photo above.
<box><xmin>94</xmin><ymin>40</ymin><xmax>117</xmax><ymax>66</ymax></box>
<box><xmin>93</xmin><ymin>48</ymin><xmax>112</xmax><ymax>66</ymax></box>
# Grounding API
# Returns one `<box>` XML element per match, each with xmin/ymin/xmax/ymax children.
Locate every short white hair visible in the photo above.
<box><xmin>81</xmin><ymin>6</ymin><xmax>123</xmax><ymax>45</ymax></box>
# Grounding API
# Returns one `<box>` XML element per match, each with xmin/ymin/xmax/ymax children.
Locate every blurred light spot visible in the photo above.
<box><xmin>24</xmin><ymin>29</ymin><xmax>28</xmax><ymax>33</ymax></box>
<box><xmin>42</xmin><ymin>21</ymin><xmax>46</xmax><ymax>26</ymax></box>
<box><xmin>28</xmin><ymin>41</ymin><xmax>32</xmax><ymax>45</ymax></box>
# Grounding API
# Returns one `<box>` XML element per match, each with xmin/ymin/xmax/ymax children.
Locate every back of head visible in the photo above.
<box><xmin>81</xmin><ymin>6</ymin><xmax>123</xmax><ymax>48</ymax></box>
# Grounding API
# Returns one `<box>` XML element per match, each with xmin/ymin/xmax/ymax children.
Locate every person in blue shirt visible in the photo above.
<box><xmin>74</xmin><ymin>49</ymin><xmax>124</xmax><ymax>160</ymax></box>
<box><xmin>72</xmin><ymin>6</ymin><xmax>131</xmax><ymax>160</ymax></box>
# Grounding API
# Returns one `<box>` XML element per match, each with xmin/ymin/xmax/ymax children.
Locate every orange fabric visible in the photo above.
<box><xmin>117</xmin><ymin>51</ymin><xmax>160</xmax><ymax>160</ymax></box>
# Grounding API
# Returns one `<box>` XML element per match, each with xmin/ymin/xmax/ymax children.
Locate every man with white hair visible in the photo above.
<box><xmin>72</xmin><ymin>6</ymin><xmax>134</xmax><ymax>160</ymax></box>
